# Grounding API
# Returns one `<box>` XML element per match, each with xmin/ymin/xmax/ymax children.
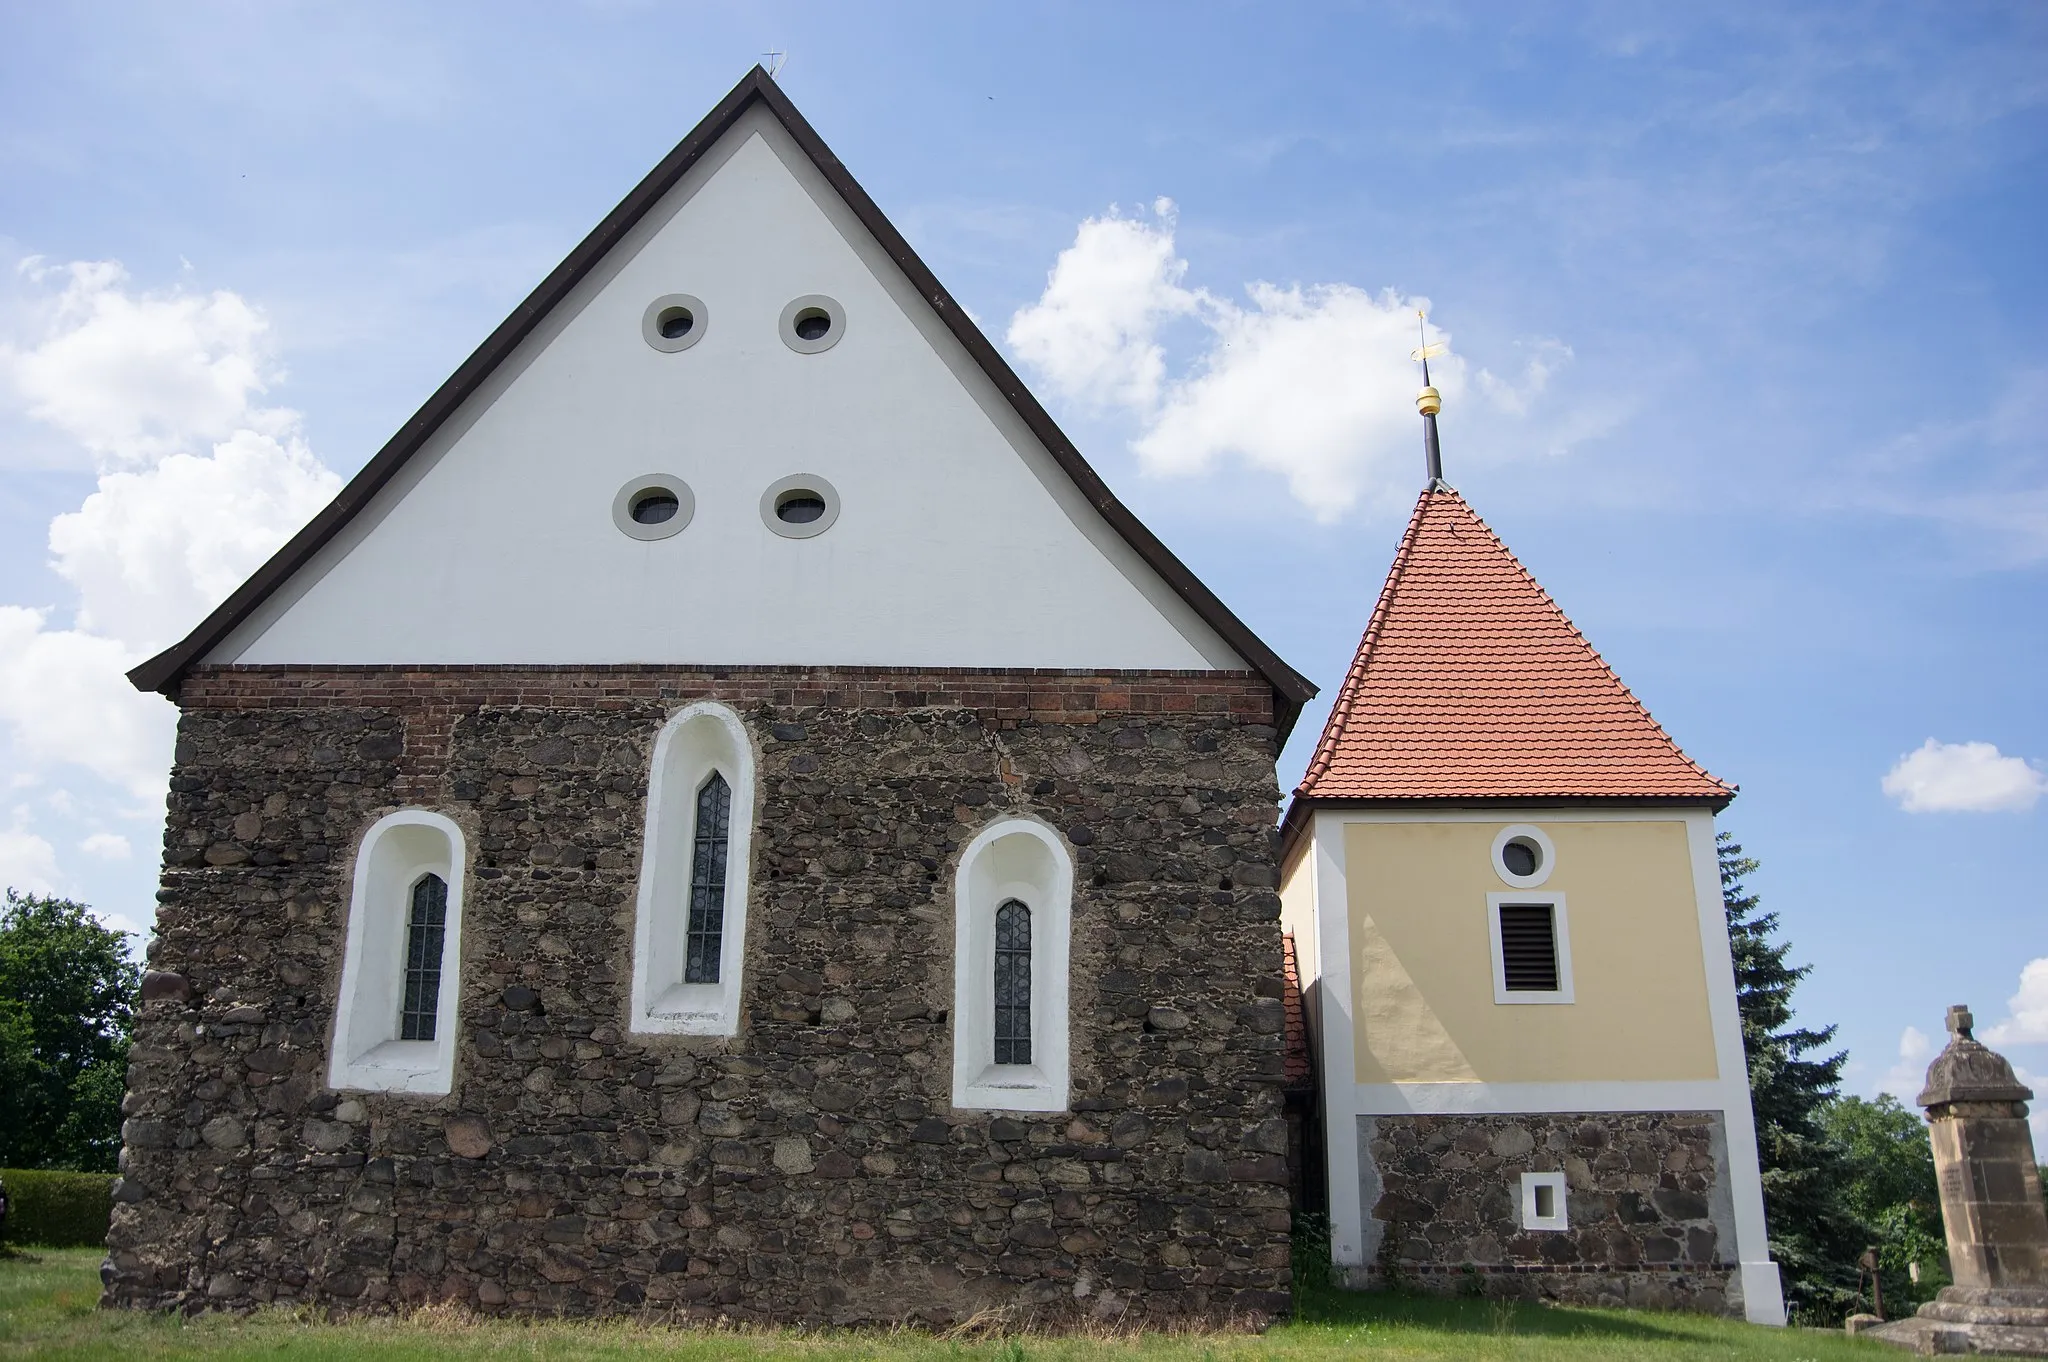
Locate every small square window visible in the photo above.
<box><xmin>1521</xmin><ymin>1170</ymin><xmax>1569</xmax><ymax>1231</ymax></box>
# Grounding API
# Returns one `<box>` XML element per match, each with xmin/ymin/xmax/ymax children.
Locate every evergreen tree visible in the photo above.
<box><xmin>1720</xmin><ymin>832</ymin><xmax>1867</xmax><ymax>1322</ymax></box>
<box><xmin>0</xmin><ymin>889</ymin><xmax>139</xmax><ymax>1171</ymax></box>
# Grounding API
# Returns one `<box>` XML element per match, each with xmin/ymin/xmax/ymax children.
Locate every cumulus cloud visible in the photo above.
<box><xmin>1881</xmin><ymin>738</ymin><xmax>2048</xmax><ymax>813</ymax></box>
<box><xmin>1874</xmin><ymin>1024</ymin><xmax>1934</xmax><ymax>1103</ymax></box>
<box><xmin>1006</xmin><ymin>199</ymin><xmax>1195</xmax><ymax>412</ymax></box>
<box><xmin>5</xmin><ymin>259</ymin><xmax>287</xmax><ymax>465</ymax></box>
<box><xmin>1007</xmin><ymin>201</ymin><xmax>1563</xmax><ymax>520</ymax></box>
<box><xmin>0</xmin><ymin>259</ymin><xmax>340</xmax><ymax>890</ymax></box>
<box><xmin>79</xmin><ymin>832</ymin><xmax>131</xmax><ymax>860</ymax></box>
<box><xmin>0</xmin><ymin>827</ymin><xmax>61</xmax><ymax>895</ymax></box>
<box><xmin>1985</xmin><ymin>957</ymin><xmax>2048</xmax><ymax>1046</ymax></box>
<box><xmin>50</xmin><ymin>429</ymin><xmax>337</xmax><ymax>651</ymax></box>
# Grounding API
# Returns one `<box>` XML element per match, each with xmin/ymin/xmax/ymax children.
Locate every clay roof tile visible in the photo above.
<box><xmin>1295</xmin><ymin>487</ymin><xmax>1732</xmax><ymax>804</ymax></box>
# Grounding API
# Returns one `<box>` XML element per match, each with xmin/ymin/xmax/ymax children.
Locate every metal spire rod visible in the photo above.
<box><xmin>1411</xmin><ymin>311</ymin><xmax>1447</xmax><ymax>488</ymax></box>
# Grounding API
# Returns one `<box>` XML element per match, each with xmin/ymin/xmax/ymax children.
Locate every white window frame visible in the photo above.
<box><xmin>1487</xmin><ymin>892</ymin><xmax>1574</xmax><ymax>1005</ymax></box>
<box><xmin>951</xmin><ymin>817</ymin><xmax>1071</xmax><ymax>1113</ymax></box>
<box><xmin>330</xmin><ymin>809</ymin><xmax>467</xmax><ymax>1094</ymax></box>
<box><xmin>1491</xmin><ymin>822</ymin><xmax>1556</xmax><ymax>888</ymax></box>
<box><xmin>630</xmin><ymin>701</ymin><xmax>755</xmax><ymax>1035</ymax></box>
<box><xmin>1521</xmin><ymin>1170</ymin><xmax>1570</xmax><ymax>1231</ymax></box>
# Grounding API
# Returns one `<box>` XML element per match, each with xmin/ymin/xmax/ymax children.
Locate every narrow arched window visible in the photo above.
<box><xmin>683</xmin><ymin>771</ymin><xmax>732</xmax><ymax>984</ymax></box>
<box><xmin>399</xmin><ymin>873</ymin><xmax>449</xmax><ymax>1042</ymax></box>
<box><xmin>993</xmin><ymin>898</ymin><xmax>1032</xmax><ymax>1065</ymax></box>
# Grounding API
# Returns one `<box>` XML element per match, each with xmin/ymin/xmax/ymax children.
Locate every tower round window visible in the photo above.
<box><xmin>641</xmin><ymin>294</ymin><xmax>708</xmax><ymax>353</ymax></box>
<box><xmin>759</xmin><ymin>474</ymin><xmax>841</xmax><ymax>539</ymax></box>
<box><xmin>1491</xmin><ymin>824</ymin><xmax>1555</xmax><ymax>888</ymax></box>
<box><xmin>779</xmin><ymin>295</ymin><xmax>845</xmax><ymax>353</ymax></box>
<box><xmin>612</xmin><ymin>475</ymin><xmax>694</xmax><ymax>541</ymax></box>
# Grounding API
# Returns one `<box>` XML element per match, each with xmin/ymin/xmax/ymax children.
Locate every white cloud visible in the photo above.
<box><xmin>0</xmin><ymin>259</ymin><xmax>340</xmax><ymax>897</ymax></box>
<box><xmin>1008</xmin><ymin>202</ymin><xmax>1566</xmax><ymax>520</ymax></box>
<box><xmin>50</xmin><ymin>429</ymin><xmax>338</xmax><ymax>651</ymax></box>
<box><xmin>1882</xmin><ymin>738</ymin><xmax>2048</xmax><ymax>813</ymax></box>
<box><xmin>5</xmin><ymin>258</ymin><xmax>287</xmax><ymax>465</ymax></box>
<box><xmin>79</xmin><ymin>832</ymin><xmax>131</xmax><ymax>860</ymax></box>
<box><xmin>0</xmin><ymin>827</ymin><xmax>61</xmax><ymax>896</ymax></box>
<box><xmin>1875</xmin><ymin>1023</ymin><xmax>1934</xmax><ymax>1104</ymax></box>
<box><xmin>1985</xmin><ymin>957</ymin><xmax>2048</xmax><ymax>1046</ymax></box>
<box><xmin>1005</xmin><ymin>199</ymin><xmax>1195</xmax><ymax>412</ymax></box>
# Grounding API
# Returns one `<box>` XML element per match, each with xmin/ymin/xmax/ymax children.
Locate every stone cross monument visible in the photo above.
<box><xmin>1872</xmin><ymin>1004</ymin><xmax>2048</xmax><ymax>1355</ymax></box>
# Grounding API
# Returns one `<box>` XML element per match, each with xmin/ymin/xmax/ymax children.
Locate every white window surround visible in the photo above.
<box><xmin>630</xmin><ymin>701</ymin><xmax>756</xmax><ymax>1035</ymax></box>
<box><xmin>952</xmin><ymin>817</ymin><xmax>1071</xmax><ymax>1113</ymax></box>
<box><xmin>1487</xmin><ymin>892</ymin><xmax>1574</xmax><ymax>1005</ymax></box>
<box><xmin>1491</xmin><ymin>822</ymin><xmax>1555</xmax><ymax>888</ymax></box>
<box><xmin>1521</xmin><ymin>1170</ymin><xmax>1569</xmax><ymax>1231</ymax></box>
<box><xmin>330</xmin><ymin>809</ymin><xmax>467</xmax><ymax>1095</ymax></box>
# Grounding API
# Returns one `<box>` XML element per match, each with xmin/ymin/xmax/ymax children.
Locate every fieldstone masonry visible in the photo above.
<box><xmin>1352</xmin><ymin>1111</ymin><xmax>1742</xmax><ymax>1314</ymax></box>
<box><xmin>104</xmin><ymin>665</ymin><xmax>1296</xmax><ymax>1323</ymax></box>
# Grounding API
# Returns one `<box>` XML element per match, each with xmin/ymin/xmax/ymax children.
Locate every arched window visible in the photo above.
<box><xmin>331</xmin><ymin>809</ymin><xmax>466</xmax><ymax>1095</ymax></box>
<box><xmin>631</xmin><ymin>702</ymin><xmax>755</xmax><ymax>1035</ymax></box>
<box><xmin>993</xmin><ymin>899</ymin><xmax>1031</xmax><ymax>1065</ymax></box>
<box><xmin>399</xmin><ymin>873</ymin><xmax>449</xmax><ymax>1041</ymax></box>
<box><xmin>683</xmin><ymin>773</ymin><xmax>732</xmax><ymax>984</ymax></box>
<box><xmin>952</xmin><ymin>818</ymin><xmax>1071</xmax><ymax>1112</ymax></box>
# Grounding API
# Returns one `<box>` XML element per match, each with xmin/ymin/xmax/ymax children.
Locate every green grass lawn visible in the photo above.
<box><xmin>0</xmin><ymin>1246</ymin><xmax>1888</xmax><ymax>1361</ymax></box>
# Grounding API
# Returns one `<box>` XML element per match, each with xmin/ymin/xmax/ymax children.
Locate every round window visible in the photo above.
<box><xmin>760</xmin><ymin>474</ymin><xmax>840</xmax><ymax>539</ymax></box>
<box><xmin>641</xmin><ymin>294</ymin><xmax>708</xmax><ymax>353</ymax></box>
<box><xmin>779</xmin><ymin>295</ymin><xmax>844</xmax><ymax>354</ymax></box>
<box><xmin>1491</xmin><ymin>825</ymin><xmax>1555</xmax><ymax>888</ymax></box>
<box><xmin>612</xmin><ymin>475</ymin><xmax>694</xmax><ymax>541</ymax></box>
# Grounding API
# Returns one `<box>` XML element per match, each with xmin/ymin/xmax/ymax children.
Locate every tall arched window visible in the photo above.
<box><xmin>330</xmin><ymin>809</ymin><xmax>466</xmax><ymax>1095</ymax></box>
<box><xmin>399</xmin><ymin>873</ymin><xmax>449</xmax><ymax>1041</ymax></box>
<box><xmin>993</xmin><ymin>899</ymin><xmax>1031</xmax><ymax>1065</ymax></box>
<box><xmin>631</xmin><ymin>702</ymin><xmax>755</xmax><ymax>1035</ymax></box>
<box><xmin>953</xmin><ymin>818</ymin><xmax>1071</xmax><ymax>1112</ymax></box>
<box><xmin>684</xmin><ymin>773</ymin><xmax>732</xmax><ymax>984</ymax></box>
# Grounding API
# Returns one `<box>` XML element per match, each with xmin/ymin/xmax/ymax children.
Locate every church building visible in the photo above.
<box><xmin>1279</xmin><ymin>372</ymin><xmax>1785</xmax><ymax>1324</ymax></box>
<box><xmin>105</xmin><ymin>65</ymin><xmax>1781</xmax><ymax>1328</ymax></box>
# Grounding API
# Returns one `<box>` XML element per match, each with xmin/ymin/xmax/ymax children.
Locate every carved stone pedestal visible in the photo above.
<box><xmin>1870</xmin><ymin>1007</ymin><xmax>2048</xmax><ymax>1356</ymax></box>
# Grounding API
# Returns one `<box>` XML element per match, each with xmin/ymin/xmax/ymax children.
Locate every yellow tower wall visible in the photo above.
<box><xmin>1344</xmin><ymin>818</ymin><xmax>1719</xmax><ymax>1085</ymax></box>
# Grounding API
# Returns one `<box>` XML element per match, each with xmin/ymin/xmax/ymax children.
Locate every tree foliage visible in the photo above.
<box><xmin>1820</xmin><ymin>1094</ymin><xmax>1948</xmax><ymax>1311</ymax></box>
<box><xmin>1720</xmin><ymin>833</ymin><xmax>1868</xmax><ymax>1323</ymax></box>
<box><xmin>0</xmin><ymin>890</ymin><xmax>139</xmax><ymax>1172</ymax></box>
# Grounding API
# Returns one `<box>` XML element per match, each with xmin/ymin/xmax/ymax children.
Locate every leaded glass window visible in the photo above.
<box><xmin>684</xmin><ymin>771</ymin><xmax>732</xmax><ymax>984</ymax></box>
<box><xmin>993</xmin><ymin>898</ymin><xmax>1031</xmax><ymax>1065</ymax></box>
<box><xmin>399</xmin><ymin>873</ymin><xmax>448</xmax><ymax>1041</ymax></box>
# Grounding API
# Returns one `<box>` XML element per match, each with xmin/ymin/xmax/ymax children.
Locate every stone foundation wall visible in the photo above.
<box><xmin>106</xmin><ymin>664</ymin><xmax>1295</xmax><ymax>1324</ymax></box>
<box><xmin>1348</xmin><ymin>1111</ymin><xmax>1740</xmax><ymax>1315</ymax></box>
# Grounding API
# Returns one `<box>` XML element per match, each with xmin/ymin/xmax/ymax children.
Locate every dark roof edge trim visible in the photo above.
<box><xmin>1277</xmin><ymin>789</ymin><xmax>1737</xmax><ymax>861</ymax></box>
<box><xmin>128</xmin><ymin>66</ymin><xmax>1316</xmax><ymax>740</ymax></box>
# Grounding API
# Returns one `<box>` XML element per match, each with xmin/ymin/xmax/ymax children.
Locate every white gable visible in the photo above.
<box><xmin>215</xmin><ymin>108</ymin><xmax>1245</xmax><ymax>673</ymax></box>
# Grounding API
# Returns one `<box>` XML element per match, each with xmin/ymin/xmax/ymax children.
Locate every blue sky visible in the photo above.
<box><xmin>1</xmin><ymin>2</ymin><xmax>2043</xmax><ymax>1119</ymax></box>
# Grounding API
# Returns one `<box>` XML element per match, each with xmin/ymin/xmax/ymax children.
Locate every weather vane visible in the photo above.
<box><xmin>1411</xmin><ymin>310</ymin><xmax>1447</xmax><ymax>487</ymax></box>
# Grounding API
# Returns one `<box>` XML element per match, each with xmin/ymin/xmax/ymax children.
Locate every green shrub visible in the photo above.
<box><xmin>0</xmin><ymin>1168</ymin><xmax>115</xmax><ymax>1247</ymax></box>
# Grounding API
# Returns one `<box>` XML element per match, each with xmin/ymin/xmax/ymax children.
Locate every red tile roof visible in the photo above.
<box><xmin>1280</xmin><ymin>932</ymin><xmax>1312</xmax><ymax>1087</ymax></box>
<box><xmin>1295</xmin><ymin>487</ymin><xmax>1733</xmax><ymax>804</ymax></box>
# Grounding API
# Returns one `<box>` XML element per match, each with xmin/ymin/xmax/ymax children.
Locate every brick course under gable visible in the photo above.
<box><xmin>106</xmin><ymin>665</ymin><xmax>1296</xmax><ymax>1323</ymax></box>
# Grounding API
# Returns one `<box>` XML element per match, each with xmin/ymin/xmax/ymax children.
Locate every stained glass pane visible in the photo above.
<box><xmin>994</xmin><ymin>898</ymin><xmax>1031</xmax><ymax>1065</ymax></box>
<box><xmin>399</xmin><ymin>874</ymin><xmax>447</xmax><ymax>1041</ymax></box>
<box><xmin>684</xmin><ymin>772</ymin><xmax>732</xmax><ymax>984</ymax></box>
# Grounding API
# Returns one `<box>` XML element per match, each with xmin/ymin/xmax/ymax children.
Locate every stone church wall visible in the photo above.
<box><xmin>104</xmin><ymin>665</ymin><xmax>1295</xmax><ymax>1324</ymax></box>
<box><xmin>1349</xmin><ymin>1111</ymin><xmax>1740</xmax><ymax>1315</ymax></box>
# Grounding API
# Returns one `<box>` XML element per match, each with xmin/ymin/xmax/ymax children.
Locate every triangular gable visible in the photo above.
<box><xmin>129</xmin><ymin>67</ymin><xmax>1314</xmax><ymax>734</ymax></box>
<box><xmin>1294</xmin><ymin>487</ymin><xmax>1732</xmax><ymax>803</ymax></box>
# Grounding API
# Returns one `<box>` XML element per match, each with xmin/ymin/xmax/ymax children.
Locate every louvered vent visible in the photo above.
<box><xmin>1498</xmin><ymin>902</ymin><xmax>1560</xmax><ymax>992</ymax></box>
